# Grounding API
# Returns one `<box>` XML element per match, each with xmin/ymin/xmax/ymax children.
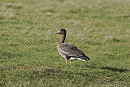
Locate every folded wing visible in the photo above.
<box><xmin>57</xmin><ymin>43</ymin><xmax>90</xmax><ymax>61</ymax></box>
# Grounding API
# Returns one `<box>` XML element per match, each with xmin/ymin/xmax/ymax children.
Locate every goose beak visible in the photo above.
<box><xmin>55</xmin><ymin>32</ymin><xmax>60</xmax><ymax>34</ymax></box>
<box><xmin>55</xmin><ymin>30</ymin><xmax>60</xmax><ymax>34</ymax></box>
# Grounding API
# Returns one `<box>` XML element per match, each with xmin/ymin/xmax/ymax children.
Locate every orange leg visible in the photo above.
<box><xmin>66</xmin><ymin>60</ymin><xmax>68</xmax><ymax>65</ymax></box>
<box><xmin>70</xmin><ymin>60</ymin><xmax>72</xmax><ymax>65</ymax></box>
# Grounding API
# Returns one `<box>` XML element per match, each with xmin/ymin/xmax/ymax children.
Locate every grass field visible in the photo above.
<box><xmin>0</xmin><ymin>0</ymin><xmax>130</xmax><ymax>86</ymax></box>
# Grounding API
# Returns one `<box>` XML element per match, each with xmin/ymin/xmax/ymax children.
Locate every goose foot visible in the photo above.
<box><xmin>70</xmin><ymin>60</ymin><xmax>72</xmax><ymax>65</ymax></box>
<box><xmin>66</xmin><ymin>60</ymin><xmax>68</xmax><ymax>65</ymax></box>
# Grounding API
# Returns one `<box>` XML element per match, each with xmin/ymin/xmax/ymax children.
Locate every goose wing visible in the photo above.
<box><xmin>58</xmin><ymin>43</ymin><xmax>86</xmax><ymax>58</ymax></box>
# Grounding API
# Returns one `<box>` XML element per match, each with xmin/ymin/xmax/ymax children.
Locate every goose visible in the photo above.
<box><xmin>55</xmin><ymin>29</ymin><xmax>90</xmax><ymax>65</ymax></box>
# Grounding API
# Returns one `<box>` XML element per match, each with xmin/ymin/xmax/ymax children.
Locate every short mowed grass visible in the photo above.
<box><xmin>0</xmin><ymin>0</ymin><xmax>130</xmax><ymax>86</ymax></box>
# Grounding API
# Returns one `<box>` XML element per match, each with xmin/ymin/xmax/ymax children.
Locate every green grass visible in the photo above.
<box><xmin>0</xmin><ymin>0</ymin><xmax>130</xmax><ymax>86</ymax></box>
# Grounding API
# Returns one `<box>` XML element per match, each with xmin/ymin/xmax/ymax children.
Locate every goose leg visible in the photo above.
<box><xmin>66</xmin><ymin>60</ymin><xmax>68</xmax><ymax>65</ymax></box>
<box><xmin>70</xmin><ymin>60</ymin><xmax>72</xmax><ymax>65</ymax></box>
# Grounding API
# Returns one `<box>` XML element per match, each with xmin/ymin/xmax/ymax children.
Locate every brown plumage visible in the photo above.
<box><xmin>56</xmin><ymin>29</ymin><xmax>90</xmax><ymax>65</ymax></box>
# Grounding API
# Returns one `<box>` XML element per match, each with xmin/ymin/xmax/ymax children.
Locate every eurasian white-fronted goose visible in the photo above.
<box><xmin>55</xmin><ymin>29</ymin><xmax>90</xmax><ymax>65</ymax></box>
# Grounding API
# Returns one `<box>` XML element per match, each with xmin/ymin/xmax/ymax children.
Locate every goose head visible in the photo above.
<box><xmin>55</xmin><ymin>29</ymin><xmax>66</xmax><ymax>36</ymax></box>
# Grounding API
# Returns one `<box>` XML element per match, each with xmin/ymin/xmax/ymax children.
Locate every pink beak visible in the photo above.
<box><xmin>55</xmin><ymin>30</ymin><xmax>60</xmax><ymax>34</ymax></box>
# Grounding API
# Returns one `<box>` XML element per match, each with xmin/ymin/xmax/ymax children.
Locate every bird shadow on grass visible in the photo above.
<box><xmin>101</xmin><ymin>67</ymin><xmax>130</xmax><ymax>73</ymax></box>
<box><xmin>86</xmin><ymin>65</ymin><xmax>129</xmax><ymax>73</ymax></box>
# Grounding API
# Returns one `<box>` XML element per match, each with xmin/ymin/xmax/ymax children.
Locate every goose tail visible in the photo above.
<box><xmin>80</xmin><ymin>56</ymin><xmax>90</xmax><ymax>61</ymax></box>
